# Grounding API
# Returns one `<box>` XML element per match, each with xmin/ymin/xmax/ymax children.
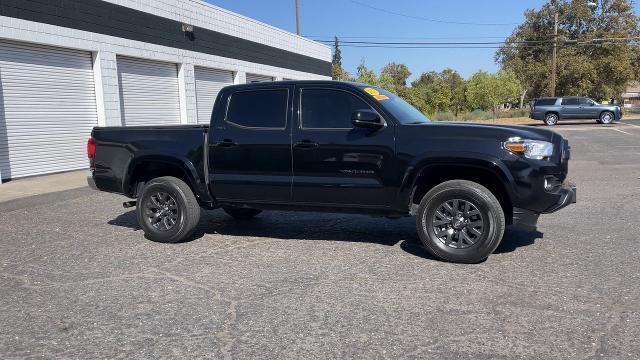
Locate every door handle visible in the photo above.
<box><xmin>217</xmin><ymin>139</ymin><xmax>238</xmax><ymax>148</ymax></box>
<box><xmin>294</xmin><ymin>140</ymin><xmax>319</xmax><ymax>149</ymax></box>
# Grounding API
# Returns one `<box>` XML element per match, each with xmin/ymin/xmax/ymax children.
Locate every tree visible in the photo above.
<box><xmin>408</xmin><ymin>71</ymin><xmax>452</xmax><ymax>115</ymax></box>
<box><xmin>466</xmin><ymin>70</ymin><xmax>521</xmax><ymax>118</ymax></box>
<box><xmin>440</xmin><ymin>69</ymin><xmax>467</xmax><ymax>115</ymax></box>
<box><xmin>381</xmin><ymin>62</ymin><xmax>411</xmax><ymax>90</ymax></box>
<box><xmin>496</xmin><ymin>0</ymin><xmax>640</xmax><ymax>101</ymax></box>
<box><xmin>353</xmin><ymin>60</ymin><xmax>395</xmax><ymax>91</ymax></box>
<box><xmin>331</xmin><ymin>36</ymin><xmax>349</xmax><ymax>80</ymax></box>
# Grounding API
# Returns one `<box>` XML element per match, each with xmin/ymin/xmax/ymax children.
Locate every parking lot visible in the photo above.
<box><xmin>1</xmin><ymin>120</ymin><xmax>639</xmax><ymax>359</ymax></box>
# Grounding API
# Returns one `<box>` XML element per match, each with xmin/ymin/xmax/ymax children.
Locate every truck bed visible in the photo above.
<box><xmin>90</xmin><ymin>125</ymin><xmax>209</xmax><ymax>198</ymax></box>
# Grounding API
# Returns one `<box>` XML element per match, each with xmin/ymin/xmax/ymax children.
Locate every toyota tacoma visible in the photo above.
<box><xmin>87</xmin><ymin>81</ymin><xmax>576</xmax><ymax>263</ymax></box>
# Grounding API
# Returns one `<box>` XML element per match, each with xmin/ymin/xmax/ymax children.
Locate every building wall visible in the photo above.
<box><xmin>0</xmin><ymin>0</ymin><xmax>331</xmax><ymax>127</ymax></box>
<box><xmin>0</xmin><ymin>0</ymin><xmax>331</xmax><ymax>181</ymax></box>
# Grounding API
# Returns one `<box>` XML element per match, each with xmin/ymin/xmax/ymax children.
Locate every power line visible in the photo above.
<box><xmin>333</xmin><ymin>42</ymin><xmax>639</xmax><ymax>49</ymax></box>
<box><xmin>348</xmin><ymin>0</ymin><xmax>520</xmax><ymax>26</ymax></box>
<box><xmin>307</xmin><ymin>35</ymin><xmax>512</xmax><ymax>40</ymax></box>
<box><xmin>312</xmin><ymin>36</ymin><xmax>640</xmax><ymax>48</ymax></box>
<box><xmin>316</xmin><ymin>40</ymin><xmax>555</xmax><ymax>45</ymax></box>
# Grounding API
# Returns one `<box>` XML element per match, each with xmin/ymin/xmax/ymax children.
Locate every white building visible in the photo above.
<box><xmin>0</xmin><ymin>0</ymin><xmax>331</xmax><ymax>182</ymax></box>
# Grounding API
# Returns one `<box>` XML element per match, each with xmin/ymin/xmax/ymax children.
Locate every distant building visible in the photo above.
<box><xmin>623</xmin><ymin>81</ymin><xmax>640</xmax><ymax>110</ymax></box>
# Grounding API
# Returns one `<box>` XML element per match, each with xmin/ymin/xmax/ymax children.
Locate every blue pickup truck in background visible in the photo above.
<box><xmin>530</xmin><ymin>96</ymin><xmax>622</xmax><ymax>126</ymax></box>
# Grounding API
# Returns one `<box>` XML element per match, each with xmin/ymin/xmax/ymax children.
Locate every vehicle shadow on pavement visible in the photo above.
<box><xmin>108</xmin><ymin>210</ymin><xmax>543</xmax><ymax>260</ymax></box>
<box><xmin>494</xmin><ymin>229</ymin><xmax>543</xmax><ymax>254</ymax></box>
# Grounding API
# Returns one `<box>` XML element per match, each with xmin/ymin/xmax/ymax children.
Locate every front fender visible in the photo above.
<box><xmin>395</xmin><ymin>151</ymin><xmax>515</xmax><ymax>210</ymax></box>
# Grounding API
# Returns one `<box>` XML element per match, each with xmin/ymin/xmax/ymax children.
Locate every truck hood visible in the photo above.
<box><xmin>403</xmin><ymin>122</ymin><xmax>556</xmax><ymax>143</ymax></box>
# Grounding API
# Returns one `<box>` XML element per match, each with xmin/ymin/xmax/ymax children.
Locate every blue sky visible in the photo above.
<box><xmin>206</xmin><ymin>0</ymin><xmax>639</xmax><ymax>80</ymax></box>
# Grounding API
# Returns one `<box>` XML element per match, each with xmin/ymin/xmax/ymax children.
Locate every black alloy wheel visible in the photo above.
<box><xmin>431</xmin><ymin>199</ymin><xmax>484</xmax><ymax>249</ymax></box>
<box><xmin>144</xmin><ymin>191</ymin><xmax>179</xmax><ymax>231</ymax></box>
<box><xmin>416</xmin><ymin>180</ymin><xmax>505</xmax><ymax>263</ymax></box>
<box><xmin>136</xmin><ymin>176</ymin><xmax>200</xmax><ymax>243</ymax></box>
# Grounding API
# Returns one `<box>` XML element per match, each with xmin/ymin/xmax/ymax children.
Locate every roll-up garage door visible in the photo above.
<box><xmin>246</xmin><ymin>73</ymin><xmax>273</xmax><ymax>83</ymax></box>
<box><xmin>0</xmin><ymin>41</ymin><xmax>98</xmax><ymax>180</ymax></box>
<box><xmin>195</xmin><ymin>67</ymin><xmax>233</xmax><ymax>124</ymax></box>
<box><xmin>117</xmin><ymin>57</ymin><xmax>180</xmax><ymax>126</ymax></box>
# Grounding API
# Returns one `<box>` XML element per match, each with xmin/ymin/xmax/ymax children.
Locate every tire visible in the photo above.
<box><xmin>544</xmin><ymin>113</ymin><xmax>558</xmax><ymax>126</ymax></box>
<box><xmin>599</xmin><ymin>111</ymin><xmax>614</xmax><ymax>125</ymax></box>
<box><xmin>137</xmin><ymin>176</ymin><xmax>200</xmax><ymax>243</ymax></box>
<box><xmin>223</xmin><ymin>207</ymin><xmax>262</xmax><ymax>220</ymax></box>
<box><xmin>416</xmin><ymin>180</ymin><xmax>505</xmax><ymax>263</ymax></box>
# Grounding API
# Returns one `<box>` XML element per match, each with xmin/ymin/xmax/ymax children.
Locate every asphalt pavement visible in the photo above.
<box><xmin>1</xmin><ymin>119</ymin><xmax>639</xmax><ymax>359</ymax></box>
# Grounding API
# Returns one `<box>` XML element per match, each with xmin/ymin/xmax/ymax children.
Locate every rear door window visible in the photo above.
<box><xmin>226</xmin><ymin>89</ymin><xmax>288</xmax><ymax>129</ymax></box>
<box><xmin>535</xmin><ymin>98</ymin><xmax>557</xmax><ymax>106</ymax></box>
<box><xmin>561</xmin><ymin>98</ymin><xmax>580</xmax><ymax>106</ymax></box>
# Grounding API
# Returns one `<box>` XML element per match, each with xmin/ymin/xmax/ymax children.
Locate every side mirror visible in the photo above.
<box><xmin>352</xmin><ymin>110</ymin><xmax>384</xmax><ymax>130</ymax></box>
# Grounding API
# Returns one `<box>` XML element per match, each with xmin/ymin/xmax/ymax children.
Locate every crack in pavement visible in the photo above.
<box><xmin>581</xmin><ymin>303</ymin><xmax>637</xmax><ymax>360</ymax></box>
<box><xmin>214</xmin><ymin>300</ymin><xmax>238</xmax><ymax>360</ymax></box>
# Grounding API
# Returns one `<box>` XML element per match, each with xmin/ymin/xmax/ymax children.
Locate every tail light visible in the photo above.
<box><xmin>87</xmin><ymin>137</ymin><xmax>96</xmax><ymax>169</ymax></box>
<box><xmin>87</xmin><ymin>137</ymin><xmax>96</xmax><ymax>158</ymax></box>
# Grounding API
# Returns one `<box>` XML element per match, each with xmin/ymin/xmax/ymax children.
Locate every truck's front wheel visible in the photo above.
<box><xmin>416</xmin><ymin>180</ymin><xmax>505</xmax><ymax>263</ymax></box>
<box><xmin>137</xmin><ymin>176</ymin><xmax>201</xmax><ymax>243</ymax></box>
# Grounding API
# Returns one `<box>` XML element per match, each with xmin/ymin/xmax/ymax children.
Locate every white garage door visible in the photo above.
<box><xmin>0</xmin><ymin>41</ymin><xmax>98</xmax><ymax>180</ymax></box>
<box><xmin>195</xmin><ymin>67</ymin><xmax>233</xmax><ymax>124</ymax></box>
<box><xmin>246</xmin><ymin>73</ymin><xmax>273</xmax><ymax>83</ymax></box>
<box><xmin>117</xmin><ymin>57</ymin><xmax>180</xmax><ymax>126</ymax></box>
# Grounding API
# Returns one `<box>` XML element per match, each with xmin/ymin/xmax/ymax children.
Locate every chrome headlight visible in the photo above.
<box><xmin>504</xmin><ymin>137</ymin><xmax>554</xmax><ymax>160</ymax></box>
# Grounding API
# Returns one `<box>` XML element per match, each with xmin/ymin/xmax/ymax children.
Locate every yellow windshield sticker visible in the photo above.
<box><xmin>364</xmin><ymin>87</ymin><xmax>379</xmax><ymax>96</ymax></box>
<box><xmin>364</xmin><ymin>87</ymin><xmax>389</xmax><ymax>101</ymax></box>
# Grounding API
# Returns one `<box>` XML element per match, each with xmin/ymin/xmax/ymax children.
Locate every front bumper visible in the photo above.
<box><xmin>86</xmin><ymin>170</ymin><xmax>98</xmax><ymax>190</ymax></box>
<box><xmin>512</xmin><ymin>183</ymin><xmax>576</xmax><ymax>231</ymax></box>
<box><xmin>543</xmin><ymin>183</ymin><xmax>576</xmax><ymax>213</ymax></box>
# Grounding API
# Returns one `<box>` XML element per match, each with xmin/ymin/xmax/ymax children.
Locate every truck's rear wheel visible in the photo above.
<box><xmin>416</xmin><ymin>180</ymin><xmax>505</xmax><ymax>263</ymax></box>
<box><xmin>137</xmin><ymin>176</ymin><xmax>200</xmax><ymax>243</ymax></box>
<box><xmin>223</xmin><ymin>207</ymin><xmax>262</xmax><ymax>220</ymax></box>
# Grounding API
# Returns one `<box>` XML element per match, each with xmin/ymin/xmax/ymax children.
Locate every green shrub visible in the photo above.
<box><xmin>461</xmin><ymin>109</ymin><xmax>491</xmax><ymax>120</ymax></box>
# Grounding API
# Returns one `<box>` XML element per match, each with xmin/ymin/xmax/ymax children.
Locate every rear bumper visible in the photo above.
<box><xmin>86</xmin><ymin>170</ymin><xmax>98</xmax><ymax>190</ymax></box>
<box><xmin>512</xmin><ymin>183</ymin><xmax>576</xmax><ymax>231</ymax></box>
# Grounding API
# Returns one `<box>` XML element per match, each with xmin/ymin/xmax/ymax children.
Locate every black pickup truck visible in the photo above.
<box><xmin>88</xmin><ymin>81</ymin><xmax>575</xmax><ymax>263</ymax></box>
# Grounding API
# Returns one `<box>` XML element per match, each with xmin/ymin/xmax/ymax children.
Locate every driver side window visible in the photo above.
<box><xmin>300</xmin><ymin>89</ymin><xmax>372</xmax><ymax>129</ymax></box>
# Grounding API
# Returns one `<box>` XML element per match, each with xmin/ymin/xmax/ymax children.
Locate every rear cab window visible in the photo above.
<box><xmin>225</xmin><ymin>89</ymin><xmax>288</xmax><ymax>129</ymax></box>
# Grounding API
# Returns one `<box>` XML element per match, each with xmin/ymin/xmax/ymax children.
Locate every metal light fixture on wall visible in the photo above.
<box><xmin>182</xmin><ymin>23</ymin><xmax>195</xmax><ymax>41</ymax></box>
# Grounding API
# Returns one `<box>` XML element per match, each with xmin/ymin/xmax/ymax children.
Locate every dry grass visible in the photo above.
<box><xmin>461</xmin><ymin>117</ymin><xmax>539</xmax><ymax>126</ymax></box>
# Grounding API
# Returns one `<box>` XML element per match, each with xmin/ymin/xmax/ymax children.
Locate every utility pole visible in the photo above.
<box><xmin>295</xmin><ymin>0</ymin><xmax>300</xmax><ymax>35</ymax></box>
<box><xmin>551</xmin><ymin>12</ymin><xmax>558</xmax><ymax>97</ymax></box>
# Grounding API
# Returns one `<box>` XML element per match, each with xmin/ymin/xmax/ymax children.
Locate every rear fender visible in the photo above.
<box><xmin>124</xmin><ymin>152</ymin><xmax>212</xmax><ymax>202</ymax></box>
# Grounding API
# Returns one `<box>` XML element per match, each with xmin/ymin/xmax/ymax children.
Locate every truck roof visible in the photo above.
<box><xmin>224</xmin><ymin>80</ymin><xmax>371</xmax><ymax>91</ymax></box>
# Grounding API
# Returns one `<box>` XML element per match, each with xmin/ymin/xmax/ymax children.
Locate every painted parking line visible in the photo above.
<box><xmin>612</xmin><ymin>128</ymin><xmax>633</xmax><ymax>135</ymax></box>
<box><xmin>551</xmin><ymin>127</ymin><xmax>635</xmax><ymax>135</ymax></box>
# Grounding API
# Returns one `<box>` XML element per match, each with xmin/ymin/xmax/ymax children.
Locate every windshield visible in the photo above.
<box><xmin>360</xmin><ymin>86</ymin><xmax>430</xmax><ymax>124</ymax></box>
